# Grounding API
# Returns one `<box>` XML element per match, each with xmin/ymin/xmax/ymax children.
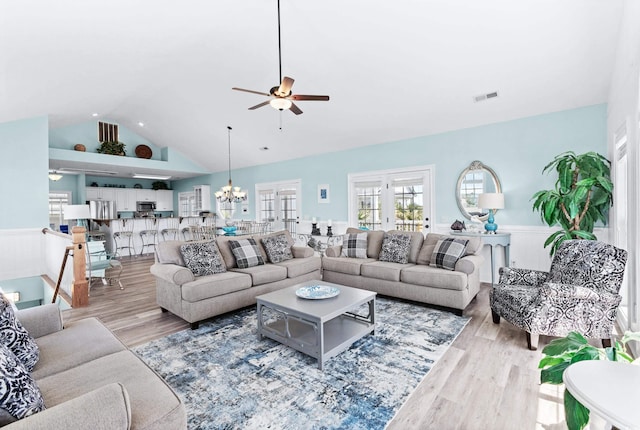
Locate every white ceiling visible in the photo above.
<box><xmin>0</xmin><ymin>0</ymin><xmax>625</xmax><ymax>177</ymax></box>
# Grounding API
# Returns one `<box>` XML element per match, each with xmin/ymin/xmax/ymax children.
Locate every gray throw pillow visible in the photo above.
<box><xmin>0</xmin><ymin>343</ymin><xmax>46</xmax><ymax>420</ymax></box>
<box><xmin>261</xmin><ymin>233</ymin><xmax>293</xmax><ymax>263</ymax></box>
<box><xmin>341</xmin><ymin>232</ymin><xmax>368</xmax><ymax>258</ymax></box>
<box><xmin>228</xmin><ymin>238</ymin><xmax>265</xmax><ymax>269</ymax></box>
<box><xmin>180</xmin><ymin>241</ymin><xmax>227</xmax><ymax>276</ymax></box>
<box><xmin>0</xmin><ymin>295</ymin><xmax>39</xmax><ymax>372</ymax></box>
<box><xmin>378</xmin><ymin>233</ymin><xmax>412</xmax><ymax>264</ymax></box>
<box><xmin>430</xmin><ymin>238</ymin><xmax>469</xmax><ymax>271</ymax></box>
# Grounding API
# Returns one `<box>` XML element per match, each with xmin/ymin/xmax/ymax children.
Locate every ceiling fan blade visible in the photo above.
<box><xmin>290</xmin><ymin>94</ymin><xmax>330</xmax><ymax>101</ymax></box>
<box><xmin>289</xmin><ymin>102</ymin><xmax>303</xmax><ymax>115</ymax></box>
<box><xmin>278</xmin><ymin>76</ymin><xmax>295</xmax><ymax>96</ymax></box>
<box><xmin>248</xmin><ymin>100</ymin><xmax>271</xmax><ymax>110</ymax></box>
<box><xmin>232</xmin><ymin>87</ymin><xmax>271</xmax><ymax>97</ymax></box>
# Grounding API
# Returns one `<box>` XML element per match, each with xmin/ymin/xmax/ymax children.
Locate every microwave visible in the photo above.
<box><xmin>136</xmin><ymin>201</ymin><xmax>156</xmax><ymax>212</ymax></box>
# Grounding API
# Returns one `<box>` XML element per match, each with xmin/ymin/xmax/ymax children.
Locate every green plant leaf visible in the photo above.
<box><xmin>540</xmin><ymin>361</ymin><xmax>571</xmax><ymax>384</ymax></box>
<box><xmin>571</xmin><ymin>230</ymin><xmax>596</xmax><ymax>240</ymax></box>
<box><xmin>564</xmin><ymin>389</ymin><xmax>590</xmax><ymax>430</ymax></box>
<box><xmin>620</xmin><ymin>331</ymin><xmax>640</xmax><ymax>345</ymax></box>
<box><xmin>542</xmin><ymin>332</ymin><xmax>588</xmax><ymax>356</ymax></box>
<box><xmin>538</xmin><ymin>356</ymin><xmax>565</xmax><ymax>369</ymax></box>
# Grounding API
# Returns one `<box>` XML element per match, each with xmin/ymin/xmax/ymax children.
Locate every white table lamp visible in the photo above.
<box><xmin>64</xmin><ymin>204</ymin><xmax>91</xmax><ymax>228</ymax></box>
<box><xmin>477</xmin><ymin>193</ymin><xmax>504</xmax><ymax>233</ymax></box>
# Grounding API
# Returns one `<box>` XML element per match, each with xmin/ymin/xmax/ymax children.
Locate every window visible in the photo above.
<box><xmin>349</xmin><ymin>166</ymin><xmax>433</xmax><ymax>232</ymax></box>
<box><xmin>614</xmin><ymin>123</ymin><xmax>630</xmax><ymax>329</ymax></box>
<box><xmin>49</xmin><ymin>191</ymin><xmax>72</xmax><ymax>231</ymax></box>
<box><xmin>255</xmin><ymin>180</ymin><xmax>301</xmax><ymax>234</ymax></box>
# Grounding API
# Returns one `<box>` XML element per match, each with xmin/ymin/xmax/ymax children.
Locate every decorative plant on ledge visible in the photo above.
<box><xmin>539</xmin><ymin>331</ymin><xmax>640</xmax><ymax>430</ymax></box>
<box><xmin>531</xmin><ymin>151</ymin><xmax>613</xmax><ymax>255</ymax></box>
<box><xmin>97</xmin><ymin>141</ymin><xmax>126</xmax><ymax>156</ymax></box>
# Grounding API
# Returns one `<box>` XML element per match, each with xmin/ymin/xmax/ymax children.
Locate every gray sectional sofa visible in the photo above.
<box><xmin>5</xmin><ymin>304</ymin><xmax>186</xmax><ymax>430</ymax></box>
<box><xmin>322</xmin><ymin>228</ymin><xmax>484</xmax><ymax>315</ymax></box>
<box><xmin>151</xmin><ymin>230</ymin><xmax>322</xmax><ymax>329</ymax></box>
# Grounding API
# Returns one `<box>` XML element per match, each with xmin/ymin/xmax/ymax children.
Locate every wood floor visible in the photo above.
<box><xmin>60</xmin><ymin>255</ymin><xmax>593</xmax><ymax>430</ymax></box>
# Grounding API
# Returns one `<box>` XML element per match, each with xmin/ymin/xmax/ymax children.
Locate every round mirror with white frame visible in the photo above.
<box><xmin>456</xmin><ymin>160</ymin><xmax>502</xmax><ymax>221</ymax></box>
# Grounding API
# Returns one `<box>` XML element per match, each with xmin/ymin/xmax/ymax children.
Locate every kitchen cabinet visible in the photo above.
<box><xmin>115</xmin><ymin>189</ymin><xmax>137</xmax><ymax>212</ymax></box>
<box><xmin>156</xmin><ymin>190</ymin><xmax>174</xmax><ymax>211</ymax></box>
<box><xmin>193</xmin><ymin>185</ymin><xmax>211</xmax><ymax>212</ymax></box>
<box><xmin>136</xmin><ymin>189</ymin><xmax>156</xmax><ymax>202</ymax></box>
<box><xmin>86</xmin><ymin>187</ymin><xmax>116</xmax><ymax>201</ymax></box>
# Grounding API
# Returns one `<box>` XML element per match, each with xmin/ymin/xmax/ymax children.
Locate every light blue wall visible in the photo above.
<box><xmin>0</xmin><ymin>116</ymin><xmax>49</xmax><ymax>228</ymax></box>
<box><xmin>173</xmin><ymin>104</ymin><xmax>607</xmax><ymax>226</ymax></box>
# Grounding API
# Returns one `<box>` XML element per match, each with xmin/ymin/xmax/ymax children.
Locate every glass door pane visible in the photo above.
<box><xmin>355</xmin><ymin>180</ymin><xmax>382</xmax><ymax>230</ymax></box>
<box><xmin>391</xmin><ymin>177</ymin><xmax>424</xmax><ymax>232</ymax></box>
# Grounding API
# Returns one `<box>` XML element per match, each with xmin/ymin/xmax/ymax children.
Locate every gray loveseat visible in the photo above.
<box><xmin>151</xmin><ymin>230</ymin><xmax>322</xmax><ymax>329</ymax></box>
<box><xmin>5</xmin><ymin>304</ymin><xmax>186</xmax><ymax>429</ymax></box>
<box><xmin>322</xmin><ymin>229</ymin><xmax>484</xmax><ymax>315</ymax></box>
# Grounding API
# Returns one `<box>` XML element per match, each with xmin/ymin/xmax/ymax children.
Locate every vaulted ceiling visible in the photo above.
<box><xmin>0</xmin><ymin>0</ymin><xmax>625</xmax><ymax>175</ymax></box>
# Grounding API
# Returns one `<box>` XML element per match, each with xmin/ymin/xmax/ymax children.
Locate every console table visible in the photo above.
<box><xmin>296</xmin><ymin>234</ymin><xmax>343</xmax><ymax>255</ymax></box>
<box><xmin>452</xmin><ymin>231</ymin><xmax>511</xmax><ymax>285</ymax></box>
<box><xmin>563</xmin><ymin>360</ymin><xmax>640</xmax><ymax>430</ymax></box>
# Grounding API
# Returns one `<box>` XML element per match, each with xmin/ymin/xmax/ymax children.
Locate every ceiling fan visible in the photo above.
<box><xmin>232</xmin><ymin>0</ymin><xmax>329</xmax><ymax>115</ymax></box>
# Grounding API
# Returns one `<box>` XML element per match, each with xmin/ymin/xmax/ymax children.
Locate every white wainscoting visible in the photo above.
<box><xmin>434</xmin><ymin>224</ymin><xmax>610</xmax><ymax>284</ymax></box>
<box><xmin>0</xmin><ymin>228</ymin><xmax>75</xmax><ymax>297</ymax></box>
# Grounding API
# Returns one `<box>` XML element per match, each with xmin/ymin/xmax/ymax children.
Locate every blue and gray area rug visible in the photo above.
<box><xmin>134</xmin><ymin>298</ymin><xmax>469</xmax><ymax>430</ymax></box>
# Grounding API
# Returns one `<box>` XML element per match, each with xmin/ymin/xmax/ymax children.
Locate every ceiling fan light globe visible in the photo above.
<box><xmin>270</xmin><ymin>98</ymin><xmax>292</xmax><ymax>111</ymax></box>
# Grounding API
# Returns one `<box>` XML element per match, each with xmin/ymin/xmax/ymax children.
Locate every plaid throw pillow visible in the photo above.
<box><xmin>378</xmin><ymin>233</ymin><xmax>412</xmax><ymax>264</ymax></box>
<box><xmin>228</xmin><ymin>238</ymin><xmax>265</xmax><ymax>269</ymax></box>
<box><xmin>180</xmin><ymin>241</ymin><xmax>227</xmax><ymax>276</ymax></box>
<box><xmin>430</xmin><ymin>238</ymin><xmax>469</xmax><ymax>271</ymax></box>
<box><xmin>341</xmin><ymin>232</ymin><xmax>368</xmax><ymax>258</ymax></box>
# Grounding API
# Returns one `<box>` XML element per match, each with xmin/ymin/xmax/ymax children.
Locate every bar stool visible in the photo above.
<box><xmin>113</xmin><ymin>219</ymin><xmax>135</xmax><ymax>257</ymax></box>
<box><xmin>160</xmin><ymin>217</ymin><xmax>181</xmax><ymax>241</ymax></box>
<box><xmin>139</xmin><ymin>217</ymin><xmax>158</xmax><ymax>255</ymax></box>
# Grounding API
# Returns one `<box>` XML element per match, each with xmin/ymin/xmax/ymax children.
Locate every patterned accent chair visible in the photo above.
<box><xmin>490</xmin><ymin>240</ymin><xmax>627</xmax><ymax>350</ymax></box>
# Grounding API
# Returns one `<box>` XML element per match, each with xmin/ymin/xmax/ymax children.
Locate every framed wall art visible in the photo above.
<box><xmin>318</xmin><ymin>184</ymin><xmax>330</xmax><ymax>204</ymax></box>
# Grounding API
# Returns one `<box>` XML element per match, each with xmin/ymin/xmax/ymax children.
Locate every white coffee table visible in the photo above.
<box><xmin>256</xmin><ymin>281</ymin><xmax>376</xmax><ymax>370</ymax></box>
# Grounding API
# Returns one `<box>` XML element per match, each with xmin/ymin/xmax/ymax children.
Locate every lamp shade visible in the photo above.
<box><xmin>477</xmin><ymin>193</ymin><xmax>504</xmax><ymax>210</ymax></box>
<box><xmin>64</xmin><ymin>204</ymin><xmax>91</xmax><ymax>220</ymax></box>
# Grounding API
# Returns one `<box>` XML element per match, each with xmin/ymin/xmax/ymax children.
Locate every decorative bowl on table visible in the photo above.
<box><xmin>295</xmin><ymin>285</ymin><xmax>341</xmax><ymax>300</ymax></box>
<box><xmin>222</xmin><ymin>226</ymin><xmax>237</xmax><ymax>236</ymax></box>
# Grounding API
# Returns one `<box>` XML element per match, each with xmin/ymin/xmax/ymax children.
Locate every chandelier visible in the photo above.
<box><xmin>215</xmin><ymin>126</ymin><xmax>247</xmax><ymax>203</ymax></box>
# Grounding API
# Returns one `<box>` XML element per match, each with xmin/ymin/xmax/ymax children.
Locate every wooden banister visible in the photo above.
<box><xmin>70</xmin><ymin>226</ymin><xmax>89</xmax><ymax>307</ymax></box>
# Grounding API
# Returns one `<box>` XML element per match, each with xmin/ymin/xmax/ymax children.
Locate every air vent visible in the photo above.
<box><xmin>473</xmin><ymin>91</ymin><xmax>499</xmax><ymax>103</ymax></box>
<box><xmin>98</xmin><ymin>121</ymin><xmax>119</xmax><ymax>142</ymax></box>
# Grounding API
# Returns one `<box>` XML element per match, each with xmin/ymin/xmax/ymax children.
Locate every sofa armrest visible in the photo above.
<box><xmin>454</xmin><ymin>254</ymin><xmax>484</xmax><ymax>275</ymax></box>
<box><xmin>291</xmin><ymin>246</ymin><xmax>314</xmax><ymax>258</ymax></box>
<box><xmin>5</xmin><ymin>383</ymin><xmax>131</xmax><ymax>430</ymax></box>
<box><xmin>15</xmin><ymin>304</ymin><xmax>63</xmax><ymax>338</ymax></box>
<box><xmin>150</xmin><ymin>263</ymin><xmax>195</xmax><ymax>286</ymax></box>
<box><xmin>498</xmin><ymin>267</ymin><xmax>549</xmax><ymax>287</ymax></box>
<box><xmin>325</xmin><ymin>245</ymin><xmax>342</xmax><ymax>258</ymax></box>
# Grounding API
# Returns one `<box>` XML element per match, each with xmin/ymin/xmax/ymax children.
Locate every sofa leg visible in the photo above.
<box><xmin>160</xmin><ymin>307</ymin><xmax>168</xmax><ymax>313</ymax></box>
<box><xmin>526</xmin><ymin>332</ymin><xmax>539</xmax><ymax>350</ymax></box>
<box><xmin>491</xmin><ymin>310</ymin><xmax>500</xmax><ymax>324</ymax></box>
<box><xmin>602</xmin><ymin>338</ymin><xmax>612</xmax><ymax>348</ymax></box>
<box><xmin>190</xmin><ymin>322</ymin><xmax>199</xmax><ymax>330</ymax></box>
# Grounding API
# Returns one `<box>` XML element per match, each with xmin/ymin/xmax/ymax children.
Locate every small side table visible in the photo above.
<box><xmin>452</xmin><ymin>231</ymin><xmax>511</xmax><ymax>285</ymax></box>
<box><xmin>563</xmin><ymin>360</ymin><xmax>640</xmax><ymax>430</ymax></box>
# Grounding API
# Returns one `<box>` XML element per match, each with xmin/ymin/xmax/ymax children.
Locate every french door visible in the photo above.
<box><xmin>255</xmin><ymin>180</ymin><xmax>301</xmax><ymax>234</ymax></box>
<box><xmin>348</xmin><ymin>166</ymin><xmax>434</xmax><ymax>233</ymax></box>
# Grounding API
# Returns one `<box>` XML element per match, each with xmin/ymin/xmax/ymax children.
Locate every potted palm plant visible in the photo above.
<box><xmin>531</xmin><ymin>151</ymin><xmax>613</xmax><ymax>255</ymax></box>
<box><xmin>539</xmin><ymin>331</ymin><xmax>640</xmax><ymax>430</ymax></box>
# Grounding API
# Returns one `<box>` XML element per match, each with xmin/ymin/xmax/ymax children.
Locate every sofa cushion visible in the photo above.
<box><xmin>215</xmin><ymin>235</ymin><xmax>239</xmax><ymax>269</ymax></box>
<box><xmin>0</xmin><ymin>294</ymin><xmax>39</xmax><ymax>371</ymax></box>
<box><xmin>430</xmin><ymin>238</ymin><xmax>469</xmax><ymax>271</ymax></box>
<box><xmin>274</xmin><ymin>256</ymin><xmax>322</xmax><ymax>278</ymax></box>
<box><xmin>261</xmin><ymin>233</ymin><xmax>293</xmax><ymax>263</ymax></box>
<box><xmin>418</xmin><ymin>233</ymin><xmax>481</xmax><ymax>265</ymax></box>
<box><xmin>400</xmin><ymin>265</ymin><xmax>468</xmax><ymax>291</ymax></box>
<box><xmin>322</xmin><ymin>256</ymin><xmax>377</xmax><ymax>276</ymax></box>
<box><xmin>346</xmin><ymin>228</ymin><xmax>385</xmax><ymax>259</ymax></box>
<box><xmin>231</xmin><ymin>264</ymin><xmax>288</xmax><ymax>286</ymax></box>
<box><xmin>0</xmin><ymin>343</ymin><xmax>45</xmax><ymax>421</ymax></box>
<box><xmin>180</xmin><ymin>241</ymin><xmax>227</xmax><ymax>276</ymax></box>
<box><xmin>341</xmin><ymin>232</ymin><xmax>368</xmax><ymax>258</ymax></box>
<box><xmin>228</xmin><ymin>238</ymin><xmax>265</xmax><ymax>269</ymax></box>
<box><xmin>31</xmin><ymin>318</ymin><xmax>127</xmax><ymax>380</ymax></box>
<box><xmin>378</xmin><ymin>233</ymin><xmax>412</xmax><ymax>264</ymax></box>
<box><xmin>387</xmin><ymin>230</ymin><xmax>424</xmax><ymax>263</ymax></box>
<box><xmin>36</xmin><ymin>350</ymin><xmax>185</xmax><ymax>430</ymax></box>
<box><xmin>155</xmin><ymin>240</ymin><xmax>185</xmax><ymax>266</ymax></box>
<box><xmin>181</xmin><ymin>272</ymin><xmax>252</xmax><ymax>302</ymax></box>
<box><xmin>361</xmin><ymin>261</ymin><xmax>413</xmax><ymax>282</ymax></box>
